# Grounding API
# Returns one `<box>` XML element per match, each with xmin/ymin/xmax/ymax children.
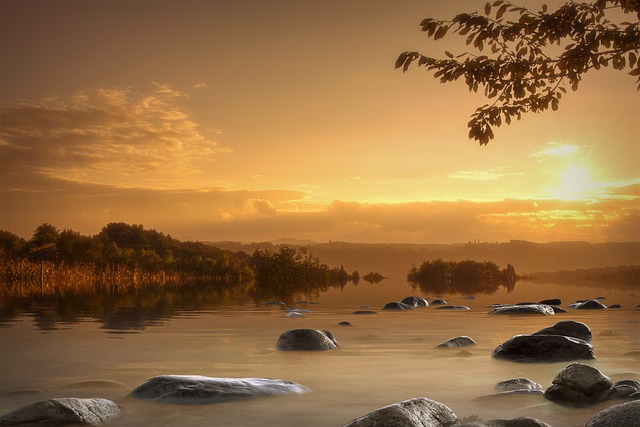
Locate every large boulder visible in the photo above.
<box><xmin>401</xmin><ymin>296</ymin><xmax>429</xmax><ymax>307</ymax></box>
<box><xmin>532</xmin><ymin>320</ymin><xmax>592</xmax><ymax>342</ymax></box>
<box><xmin>276</xmin><ymin>329</ymin><xmax>339</xmax><ymax>351</ymax></box>
<box><xmin>130</xmin><ymin>375</ymin><xmax>309</xmax><ymax>404</ymax></box>
<box><xmin>544</xmin><ymin>363</ymin><xmax>613</xmax><ymax>406</ymax></box>
<box><xmin>492</xmin><ymin>334</ymin><xmax>594</xmax><ymax>362</ymax></box>
<box><xmin>436</xmin><ymin>336</ymin><xmax>477</xmax><ymax>348</ymax></box>
<box><xmin>495</xmin><ymin>378</ymin><xmax>543</xmax><ymax>392</ymax></box>
<box><xmin>488</xmin><ymin>304</ymin><xmax>554</xmax><ymax>316</ymax></box>
<box><xmin>584</xmin><ymin>400</ymin><xmax>640</xmax><ymax>426</ymax></box>
<box><xmin>0</xmin><ymin>398</ymin><xmax>122</xmax><ymax>426</ymax></box>
<box><xmin>341</xmin><ymin>397</ymin><xmax>458</xmax><ymax>427</ymax></box>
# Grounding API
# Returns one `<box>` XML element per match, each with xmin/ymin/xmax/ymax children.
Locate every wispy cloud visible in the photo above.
<box><xmin>446</xmin><ymin>169</ymin><xmax>524</xmax><ymax>181</ymax></box>
<box><xmin>529</xmin><ymin>141</ymin><xmax>581</xmax><ymax>158</ymax></box>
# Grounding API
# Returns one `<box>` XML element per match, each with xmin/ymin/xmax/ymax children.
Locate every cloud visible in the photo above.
<box><xmin>529</xmin><ymin>142</ymin><xmax>581</xmax><ymax>158</ymax></box>
<box><xmin>0</xmin><ymin>84</ymin><xmax>229</xmax><ymax>190</ymax></box>
<box><xmin>446</xmin><ymin>169</ymin><xmax>524</xmax><ymax>181</ymax></box>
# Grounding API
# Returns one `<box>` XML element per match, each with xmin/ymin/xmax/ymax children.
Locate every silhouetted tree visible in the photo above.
<box><xmin>30</xmin><ymin>223</ymin><xmax>60</xmax><ymax>246</ymax></box>
<box><xmin>396</xmin><ymin>0</ymin><xmax>640</xmax><ymax>144</ymax></box>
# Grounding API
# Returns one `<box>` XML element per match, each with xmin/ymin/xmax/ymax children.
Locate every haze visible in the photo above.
<box><xmin>1</xmin><ymin>0</ymin><xmax>638</xmax><ymax>244</ymax></box>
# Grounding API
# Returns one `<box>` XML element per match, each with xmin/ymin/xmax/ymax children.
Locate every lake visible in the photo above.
<box><xmin>0</xmin><ymin>276</ymin><xmax>638</xmax><ymax>427</ymax></box>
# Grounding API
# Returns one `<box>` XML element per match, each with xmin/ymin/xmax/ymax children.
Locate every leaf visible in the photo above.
<box><xmin>434</xmin><ymin>25</ymin><xmax>449</xmax><ymax>40</ymax></box>
<box><xmin>496</xmin><ymin>4</ymin><xmax>508</xmax><ymax>20</ymax></box>
<box><xmin>485</xmin><ymin>2</ymin><xmax>491</xmax><ymax>15</ymax></box>
<box><xmin>445</xmin><ymin>51</ymin><xmax>454</xmax><ymax>58</ymax></box>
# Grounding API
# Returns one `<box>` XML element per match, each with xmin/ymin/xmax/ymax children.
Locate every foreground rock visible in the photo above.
<box><xmin>436</xmin><ymin>336</ymin><xmax>477</xmax><ymax>348</ymax></box>
<box><xmin>130</xmin><ymin>375</ymin><xmax>309</xmax><ymax>404</ymax></box>
<box><xmin>454</xmin><ymin>417</ymin><xmax>552</xmax><ymax>426</ymax></box>
<box><xmin>488</xmin><ymin>304</ymin><xmax>554</xmax><ymax>316</ymax></box>
<box><xmin>495</xmin><ymin>378</ymin><xmax>543</xmax><ymax>392</ymax></box>
<box><xmin>492</xmin><ymin>334</ymin><xmax>594</xmax><ymax>362</ymax></box>
<box><xmin>532</xmin><ymin>320</ymin><xmax>592</xmax><ymax>342</ymax></box>
<box><xmin>544</xmin><ymin>363</ymin><xmax>613</xmax><ymax>406</ymax></box>
<box><xmin>0</xmin><ymin>397</ymin><xmax>122</xmax><ymax>425</ymax></box>
<box><xmin>276</xmin><ymin>329</ymin><xmax>339</xmax><ymax>351</ymax></box>
<box><xmin>341</xmin><ymin>397</ymin><xmax>457</xmax><ymax>427</ymax></box>
<box><xmin>584</xmin><ymin>400</ymin><xmax>640</xmax><ymax>426</ymax></box>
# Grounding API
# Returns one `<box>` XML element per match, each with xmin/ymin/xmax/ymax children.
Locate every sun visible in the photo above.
<box><xmin>554</xmin><ymin>164</ymin><xmax>593</xmax><ymax>200</ymax></box>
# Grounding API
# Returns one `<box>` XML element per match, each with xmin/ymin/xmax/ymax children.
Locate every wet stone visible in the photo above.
<box><xmin>276</xmin><ymin>329</ymin><xmax>339</xmax><ymax>351</ymax></box>
<box><xmin>0</xmin><ymin>397</ymin><xmax>122</xmax><ymax>426</ymax></box>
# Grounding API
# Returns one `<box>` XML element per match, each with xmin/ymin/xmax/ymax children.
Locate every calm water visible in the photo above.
<box><xmin>1</xmin><ymin>277</ymin><xmax>638</xmax><ymax>427</ymax></box>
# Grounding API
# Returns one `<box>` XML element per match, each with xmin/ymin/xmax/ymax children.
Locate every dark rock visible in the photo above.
<box><xmin>548</xmin><ymin>306</ymin><xmax>567</xmax><ymax>313</ymax></box>
<box><xmin>606</xmin><ymin>304</ymin><xmax>621</xmax><ymax>309</ymax></box>
<box><xmin>436</xmin><ymin>336</ymin><xmax>477</xmax><ymax>348</ymax></box>
<box><xmin>338</xmin><ymin>321</ymin><xmax>352</xmax><ymax>327</ymax></box>
<box><xmin>488</xmin><ymin>305</ymin><xmax>555</xmax><ymax>316</ymax></box>
<box><xmin>436</xmin><ymin>305</ymin><xmax>470</xmax><ymax>310</ymax></box>
<box><xmin>454</xmin><ymin>417</ymin><xmax>552</xmax><ymax>426</ymax></box>
<box><xmin>276</xmin><ymin>329</ymin><xmax>339</xmax><ymax>351</ymax></box>
<box><xmin>382</xmin><ymin>301</ymin><xmax>414</xmax><ymax>310</ymax></box>
<box><xmin>495</xmin><ymin>378</ymin><xmax>543</xmax><ymax>392</ymax></box>
<box><xmin>584</xmin><ymin>400</ymin><xmax>640</xmax><ymax>427</ymax></box>
<box><xmin>532</xmin><ymin>320</ymin><xmax>592</xmax><ymax>342</ymax></box>
<box><xmin>603</xmin><ymin>380</ymin><xmax>640</xmax><ymax>400</ymax></box>
<box><xmin>130</xmin><ymin>375</ymin><xmax>309</xmax><ymax>403</ymax></box>
<box><xmin>571</xmin><ymin>300</ymin><xmax>607</xmax><ymax>310</ymax></box>
<box><xmin>351</xmin><ymin>310</ymin><xmax>378</xmax><ymax>315</ymax></box>
<box><xmin>0</xmin><ymin>398</ymin><xmax>122</xmax><ymax>426</ymax></box>
<box><xmin>401</xmin><ymin>296</ymin><xmax>429</xmax><ymax>307</ymax></box>
<box><xmin>492</xmin><ymin>334</ymin><xmax>594</xmax><ymax>362</ymax></box>
<box><xmin>264</xmin><ymin>300</ymin><xmax>286</xmax><ymax>306</ymax></box>
<box><xmin>544</xmin><ymin>362</ymin><xmax>613</xmax><ymax>406</ymax></box>
<box><xmin>538</xmin><ymin>298</ymin><xmax>561</xmax><ymax>305</ymax></box>
<box><xmin>340</xmin><ymin>397</ymin><xmax>458</xmax><ymax>427</ymax></box>
<box><xmin>431</xmin><ymin>299</ymin><xmax>448</xmax><ymax>305</ymax></box>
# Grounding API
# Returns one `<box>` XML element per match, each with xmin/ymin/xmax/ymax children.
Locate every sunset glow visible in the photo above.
<box><xmin>0</xmin><ymin>0</ymin><xmax>638</xmax><ymax>244</ymax></box>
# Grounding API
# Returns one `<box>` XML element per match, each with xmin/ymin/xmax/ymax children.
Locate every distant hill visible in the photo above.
<box><xmin>206</xmin><ymin>240</ymin><xmax>640</xmax><ymax>277</ymax></box>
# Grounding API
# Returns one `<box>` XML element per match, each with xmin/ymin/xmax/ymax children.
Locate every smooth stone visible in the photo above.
<box><xmin>400</xmin><ymin>296</ymin><xmax>429</xmax><ymax>307</ymax></box>
<box><xmin>130</xmin><ymin>375</ymin><xmax>309</xmax><ymax>403</ymax></box>
<box><xmin>584</xmin><ymin>400</ymin><xmax>640</xmax><ymax>427</ymax></box>
<box><xmin>495</xmin><ymin>378</ymin><xmax>543</xmax><ymax>392</ymax></box>
<box><xmin>572</xmin><ymin>300</ymin><xmax>607</xmax><ymax>310</ymax></box>
<box><xmin>0</xmin><ymin>398</ymin><xmax>122</xmax><ymax>426</ymax></box>
<box><xmin>338</xmin><ymin>321</ymin><xmax>352</xmax><ymax>326</ymax></box>
<box><xmin>492</xmin><ymin>334</ymin><xmax>594</xmax><ymax>362</ymax></box>
<box><xmin>340</xmin><ymin>397</ymin><xmax>458</xmax><ymax>427</ymax></box>
<box><xmin>351</xmin><ymin>310</ymin><xmax>378</xmax><ymax>315</ymax></box>
<box><xmin>544</xmin><ymin>363</ymin><xmax>613</xmax><ymax>406</ymax></box>
<box><xmin>548</xmin><ymin>305</ymin><xmax>567</xmax><ymax>313</ymax></box>
<box><xmin>435</xmin><ymin>305</ymin><xmax>470</xmax><ymax>310</ymax></box>
<box><xmin>538</xmin><ymin>298</ymin><xmax>561</xmax><ymax>305</ymax></box>
<box><xmin>285</xmin><ymin>308</ymin><xmax>312</xmax><ymax>313</ymax></box>
<box><xmin>603</xmin><ymin>380</ymin><xmax>640</xmax><ymax>400</ymax></box>
<box><xmin>488</xmin><ymin>304</ymin><xmax>555</xmax><ymax>316</ymax></box>
<box><xmin>276</xmin><ymin>329</ymin><xmax>339</xmax><ymax>351</ymax></box>
<box><xmin>606</xmin><ymin>304</ymin><xmax>621</xmax><ymax>309</ymax></box>
<box><xmin>455</xmin><ymin>417</ymin><xmax>552</xmax><ymax>426</ymax></box>
<box><xmin>382</xmin><ymin>301</ymin><xmax>414</xmax><ymax>310</ymax></box>
<box><xmin>285</xmin><ymin>312</ymin><xmax>305</xmax><ymax>317</ymax></box>
<box><xmin>263</xmin><ymin>300</ymin><xmax>286</xmax><ymax>306</ymax></box>
<box><xmin>430</xmin><ymin>299</ymin><xmax>448</xmax><ymax>305</ymax></box>
<box><xmin>436</xmin><ymin>336</ymin><xmax>477</xmax><ymax>348</ymax></box>
<box><xmin>532</xmin><ymin>320</ymin><xmax>592</xmax><ymax>342</ymax></box>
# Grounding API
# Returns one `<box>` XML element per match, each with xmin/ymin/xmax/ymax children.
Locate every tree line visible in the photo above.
<box><xmin>0</xmin><ymin>222</ymin><xmax>376</xmax><ymax>296</ymax></box>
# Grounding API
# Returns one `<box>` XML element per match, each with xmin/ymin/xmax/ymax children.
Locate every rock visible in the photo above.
<box><xmin>285</xmin><ymin>312</ymin><xmax>305</xmax><ymax>317</ymax></box>
<box><xmin>351</xmin><ymin>310</ymin><xmax>378</xmax><ymax>315</ymax></box>
<box><xmin>454</xmin><ymin>417</ymin><xmax>552</xmax><ymax>426</ymax></box>
<box><xmin>571</xmin><ymin>300</ymin><xmax>607</xmax><ymax>310</ymax></box>
<box><xmin>276</xmin><ymin>329</ymin><xmax>339</xmax><ymax>351</ymax></box>
<box><xmin>606</xmin><ymin>304</ymin><xmax>621</xmax><ymax>309</ymax></box>
<box><xmin>436</xmin><ymin>336</ymin><xmax>477</xmax><ymax>348</ymax></box>
<box><xmin>488</xmin><ymin>304</ymin><xmax>555</xmax><ymax>316</ymax></box>
<box><xmin>495</xmin><ymin>378</ymin><xmax>543</xmax><ymax>392</ymax></box>
<box><xmin>401</xmin><ymin>296</ymin><xmax>429</xmax><ymax>307</ymax></box>
<box><xmin>604</xmin><ymin>380</ymin><xmax>640</xmax><ymax>400</ymax></box>
<box><xmin>130</xmin><ymin>375</ymin><xmax>309</xmax><ymax>403</ymax></box>
<box><xmin>532</xmin><ymin>320</ymin><xmax>592</xmax><ymax>342</ymax></box>
<box><xmin>431</xmin><ymin>299</ymin><xmax>448</xmax><ymax>305</ymax></box>
<box><xmin>338</xmin><ymin>321</ymin><xmax>352</xmax><ymax>327</ymax></box>
<box><xmin>285</xmin><ymin>307</ymin><xmax>312</xmax><ymax>313</ymax></box>
<box><xmin>544</xmin><ymin>363</ymin><xmax>613</xmax><ymax>406</ymax></box>
<box><xmin>538</xmin><ymin>298</ymin><xmax>561</xmax><ymax>305</ymax></box>
<box><xmin>340</xmin><ymin>397</ymin><xmax>458</xmax><ymax>427</ymax></box>
<box><xmin>435</xmin><ymin>305</ymin><xmax>470</xmax><ymax>310</ymax></box>
<box><xmin>548</xmin><ymin>306</ymin><xmax>567</xmax><ymax>313</ymax></box>
<box><xmin>382</xmin><ymin>301</ymin><xmax>414</xmax><ymax>310</ymax></box>
<box><xmin>492</xmin><ymin>334</ymin><xmax>594</xmax><ymax>362</ymax></box>
<box><xmin>263</xmin><ymin>300</ymin><xmax>286</xmax><ymax>306</ymax></box>
<box><xmin>0</xmin><ymin>398</ymin><xmax>122</xmax><ymax>426</ymax></box>
<box><xmin>584</xmin><ymin>400</ymin><xmax>640</xmax><ymax>426</ymax></box>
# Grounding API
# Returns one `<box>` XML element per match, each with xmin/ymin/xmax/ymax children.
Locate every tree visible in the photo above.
<box><xmin>30</xmin><ymin>223</ymin><xmax>60</xmax><ymax>246</ymax></box>
<box><xmin>396</xmin><ymin>0</ymin><xmax>640</xmax><ymax>145</ymax></box>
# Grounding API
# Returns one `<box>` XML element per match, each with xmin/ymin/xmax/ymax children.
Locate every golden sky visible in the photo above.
<box><xmin>1</xmin><ymin>0</ymin><xmax>638</xmax><ymax>243</ymax></box>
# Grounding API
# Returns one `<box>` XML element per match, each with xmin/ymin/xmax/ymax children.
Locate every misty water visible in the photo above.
<box><xmin>1</xmin><ymin>277</ymin><xmax>638</xmax><ymax>427</ymax></box>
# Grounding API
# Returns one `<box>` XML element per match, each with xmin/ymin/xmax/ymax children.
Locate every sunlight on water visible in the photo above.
<box><xmin>1</xmin><ymin>280</ymin><xmax>638</xmax><ymax>427</ymax></box>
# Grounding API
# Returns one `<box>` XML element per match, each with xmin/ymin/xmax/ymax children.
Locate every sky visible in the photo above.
<box><xmin>1</xmin><ymin>0</ymin><xmax>638</xmax><ymax>244</ymax></box>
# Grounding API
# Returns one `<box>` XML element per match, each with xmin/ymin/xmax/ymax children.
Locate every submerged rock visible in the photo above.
<box><xmin>382</xmin><ymin>301</ymin><xmax>414</xmax><ymax>310</ymax></box>
<box><xmin>603</xmin><ymin>379</ymin><xmax>640</xmax><ymax>400</ymax></box>
<box><xmin>544</xmin><ymin>363</ymin><xmax>613</xmax><ymax>406</ymax></box>
<box><xmin>454</xmin><ymin>416</ymin><xmax>552</xmax><ymax>426</ymax></box>
<box><xmin>436</xmin><ymin>336</ymin><xmax>477</xmax><ymax>348</ymax></box>
<box><xmin>435</xmin><ymin>305</ymin><xmax>470</xmax><ymax>310</ymax></box>
<box><xmin>276</xmin><ymin>329</ymin><xmax>339</xmax><ymax>351</ymax></box>
<box><xmin>538</xmin><ymin>298</ymin><xmax>561</xmax><ymax>305</ymax></box>
<box><xmin>130</xmin><ymin>375</ymin><xmax>309</xmax><ymax>404</ymax></box>
<box><xmin>585</xmin><ymin>400</ymin><xmax>640</xmax><ymax>426</ymax></box>
<box><xmin>351</xmin><ymin>310</ymin><xmax>378</xmax><ymax>315</ymax></box>
<box><xmin>338</xmin><ymin>321</ymin><xmax>352</xmax><ymax>327</ymax></box>
<box><xmin>569</xmin><ymin>300</ymin><xmax>607</xmax><ymax>310</ymax></box>
<box><xmin>492</xmin><ymin>334</ymin><xmax>594</xmax><ymax>362</ymax></box>
<box><xmin>340</xmin><ymin>397</ymin><xmax>458</xmax><ymax>427</ymax></box>
<box><xmin>495</xmin><ymin>378</ymin><xmax>543</xmax><ymax>392</ymax></box>
<box><xmin>401</xmin><ymin>296</ymin><xmax>429</xmax><ymax>307</ymax></box>
<box><xmin>532</xmin><ymin>320</ymin><xmax>592</xmax><ymax>342</ymax></box>
<box><xmin>0</xmin><ymin>397</ymin><xmax>122</xmax><ymax>426</ymax></box>
<box><xmin>431</xmin><ymin>299</ymin><xmax>448</xmax><ymax>305</ymax></box>
<box><xmin>488</xmin><ymin>304</ymin><xmax>555</xmax><ymax>316</ymax></box>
